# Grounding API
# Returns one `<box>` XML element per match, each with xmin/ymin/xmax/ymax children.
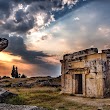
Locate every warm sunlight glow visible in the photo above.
<box><xmin>0</xmin><ymin>52</ymin><xmax>21</xmax><ymax>62</ymax></box>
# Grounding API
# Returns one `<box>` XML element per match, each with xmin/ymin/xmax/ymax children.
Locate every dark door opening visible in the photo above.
<box><xmin>75</xmin><ymin>74</ymin><xmax>83</xmax><ymax>94</ymax></box>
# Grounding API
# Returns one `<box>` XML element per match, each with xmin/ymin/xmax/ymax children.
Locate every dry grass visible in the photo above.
<box><xmin>4</xmin><ymin>86</ymin><xmax>97</xmax><ymax>110</ymax></box>
<box><xmin>1</xmin><ymin>78</ymin><xmax>110</xmax><ymax>110</ymax></box>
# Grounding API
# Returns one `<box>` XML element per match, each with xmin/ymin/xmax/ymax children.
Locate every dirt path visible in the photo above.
<box><xmin>64</xmin><ymin>96</ymin><xmax>110</xmax><ymax>107</ymax></box>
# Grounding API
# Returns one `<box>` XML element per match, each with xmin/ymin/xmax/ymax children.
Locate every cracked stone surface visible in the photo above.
<box><xmin>0</xmin><ymin>38</ymin><xmax>8</xmax><ymax>52</ymax></box>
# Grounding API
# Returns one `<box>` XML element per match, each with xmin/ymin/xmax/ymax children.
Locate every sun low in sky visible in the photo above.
<box><xmin>0</xmin><ymin>0</ymin><xmax>110</xmax><ymax>77</ymax></box>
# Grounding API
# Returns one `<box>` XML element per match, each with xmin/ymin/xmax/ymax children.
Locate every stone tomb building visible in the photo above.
<box><xmin>60</xmin><ymin>48</ymin><xmax>110</xmax><ymax>98</ymax></box>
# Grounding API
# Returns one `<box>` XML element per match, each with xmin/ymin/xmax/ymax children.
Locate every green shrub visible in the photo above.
<box><xmin>5</xmin><ymin>95</ymin><xmax>26</xmax><ymax>105</ymax></box>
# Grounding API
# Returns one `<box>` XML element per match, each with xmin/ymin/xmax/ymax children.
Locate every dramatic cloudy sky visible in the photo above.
<box><xmin>0</xmin><ymin>0</ymin><xmax>110</xmax><ymax>77</ymax></box>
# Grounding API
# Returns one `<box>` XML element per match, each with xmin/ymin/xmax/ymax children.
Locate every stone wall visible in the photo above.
<box><xmin>102</xmin><ymin>49</ymin><xmax>110</xmax><ymax>97</ymax></box>
<box><xmin>61</xmin><ymin>48</ymin><xmax>110</xmax><ymax>98</ymax></box>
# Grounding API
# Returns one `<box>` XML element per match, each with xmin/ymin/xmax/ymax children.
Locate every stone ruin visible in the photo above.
<box><xmin>61</xmin><ymin>48</ymin><xmax>110</xmax><ymax>98</ymax></box>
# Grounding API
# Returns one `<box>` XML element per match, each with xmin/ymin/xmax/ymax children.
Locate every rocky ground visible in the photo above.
<box><xmin>0</xmin><ymin>77</ymin><xmax>110</xmax><ymax>110</ymax></box>
<box><xmin>0</xmin><ymin>77</ymin><xmax>61</xmax><ymax>110</ymax></box>
<box><xmin>65</xmin><ymin>95</ymin><xmax>110</xmax><ymax>109</ymax></box>
<box><xmin>0</xmin><ymin>88</ymin><xmax>47</xmax><ymax>110</ymax></box>
<box><xmin>0</xmin><ymin>76</ymin><xmax>61</xmax><ymax>88</ymax></box>
<box><xmin>0</xmin><ymin>104</ymin><xmax>47</xmax><ymax>110</ymax></box>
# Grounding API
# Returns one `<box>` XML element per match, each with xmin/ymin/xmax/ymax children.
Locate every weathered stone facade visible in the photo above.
<box><xmin>60</xmin><ymin>48</ymin><xmax>110</xmax><ymax>98</ymax></box>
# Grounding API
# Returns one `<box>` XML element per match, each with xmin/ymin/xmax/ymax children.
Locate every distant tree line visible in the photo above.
<box><xmin>11</xmin><ymin>65</ymin><xmax>27</xmax><ymax>78</ymax></box>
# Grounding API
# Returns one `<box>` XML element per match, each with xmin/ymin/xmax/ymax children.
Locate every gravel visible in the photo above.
<box><xmin>0</xmin><ymin>104</ymin><xmax>47</xmax><ymax>110</ymax></box>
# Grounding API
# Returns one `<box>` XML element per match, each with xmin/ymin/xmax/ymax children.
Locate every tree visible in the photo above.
<box><xmin>2</xmin><ymin>76</ymin><xmax>10</xmax><ymax>79</ymax></box>
<box><xmin>11</xmin><ymin>66</ymin><xmax>19</xmax><ymax>78</ymax></box>
<box><xmin>21</xmin><ymin>74</ymin><xmax>27</xmax><ymax>78</ymax></box>
<box><xmin>11</xmin><ymin>65</ymin><xmax>16</xmax><ymax>78</ymax></box>
<box><xmin>15</xmin><ymin>67</ymin><xmax>19</xmax><ymax>78</ymax></box>
<box><xmin>18</xmin><ymin>73</ymin><xmax>21</xmax><ymax>78</ymax></box>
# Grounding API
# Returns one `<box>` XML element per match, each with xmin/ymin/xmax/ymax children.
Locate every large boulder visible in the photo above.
<box><xmin>0</xmin><ymin>38</ymin><xmax>8</xmax><ymax>52</ymax></box>
<box><xmin>0</xmin><ymin>88</ymin><xmax>17</xmax><ymax>102</ymax></box>
<box><xmin>11</xmin><ymin>82</ymin><xmax>26</xmax><ymax>87</ymax></box>
<box><xmin>23</xmin><ymin>83</ymin><xmax>35</xmax><ymax>88</ymax></box>
<box><xmin>39</xmin><ymin>80</ymin><xmax>51</xmax><ymax>87</ymax></box>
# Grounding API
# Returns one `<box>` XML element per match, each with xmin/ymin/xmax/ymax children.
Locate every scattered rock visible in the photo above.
<box><xmin>50</xmin><ymin>82</ymin><xmax>61</xmax><ymax>87</ymax></box>
<box><xmin>11</xmin><ymin>82</ymin><xmax>35</xmax><ymax>88</ymax></box>
<box><xmin>39</xmin><ymin>81</ymin><xmax>51</xmax><ymax>87</ymax></box>
<box><xmin>35</xmin><ymin>79</ymin><xmax>47</xmax><ymax>84</ymax></box>
<box><xmin>0</xmin><ymin>83</ymin><xmax>12</xmax><ymax>88</ymax></box>
<box><xmin>97</xmin><ymin>105</ymin><xmax>103</xmax><ymax>110</ymax></box>
<box><xmin>23</xmin><ymin>83</ymin><xmax>34</xmax><ymax>88</ymax></box>
<box><xmin>0</xmin><ymin>88</ymin><xmax>17</xmax><ymax>102</ymax></box>
<box><xmin>11</xmin><ymin>82</ymin><xmax>26</xmax><ymax>87</ymax></box>
<box><xmin>0</xmin><ymin>104</ymin><xmax>47</xmax><ymax>110</ymax></box>
<box><xmin>36</xmin><ymin>79</ymin><xmax>61</xmax><ymax>87</ymax></box>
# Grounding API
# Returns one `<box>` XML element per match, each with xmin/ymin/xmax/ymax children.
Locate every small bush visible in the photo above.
<box><xmin>5</xmin><ymin>95</ymin><xmax>26</xmax><ymax>105</ymax></box>
<box><xmin>21</xmin><ymin>74</ymin><xmax>27</xmax><ymax>78</ymax></box>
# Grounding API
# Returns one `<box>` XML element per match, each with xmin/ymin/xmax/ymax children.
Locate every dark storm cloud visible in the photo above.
<box><xmin>0</xmin><ymin>0</ymin><xmax>12</xmax><ymax>19</ymax></box>
<box><xmin>0</xmin><ymin>0</ymin><xmax>98</xmax><ymax>76</ymax></box>
<box><xmin>0</xmin><ymin>0</ymin><xmax>10</xmax><ymax>12</ymax></box>
<box><xmin>1</xmin><ymin>35</ymin><xmax>59</xmax><ymax>73</ymax></box>
<box><xmin>0</xmin><ymin>0</ymin><xmax>92</xmax><ymax>34</ymax></box>
<box><xmin>12</xmin><ymin>0</ymin><xmax>62</xmax><ymax>8</ymax></box>
<box><xmin>6</xmin><ymin>36</ymin><xmax>48</xmax><ymax>64</ymax></box>
<box><xmin>53</xmin><ymin>0</ymin><xmax>95</xmax><ymax>20</ymax></box>
<box><xmin>1</xmin><ymin>0</ymin><xmax>63</xmax><ymax>33</ymax></box>
<box><xmin>4</xmin><ymin>11</ymin><xmax>34</xmax><ymax>33</ymax></box>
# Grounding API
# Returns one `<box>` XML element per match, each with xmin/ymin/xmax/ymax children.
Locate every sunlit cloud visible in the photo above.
<box><xmin>0</xmin><ymin>52</ymin><xmax>21</xmax><ymax>62</ymax></box>
<box><xmin>26</xmin><ymin>30</ymin><xmax>71</xmax><ymax>55</ymax></box>
<box><xmin>0</xmin><ymin>59</ymin><xmax>38</xmax><ymax>77</ymax></box>
<box><xmin>104</xmin><ymin>44</ymin><xmax>110</xmax><ymax>49</ymax></box>
<box><xmin>73</xmin><ymin>17</ymin><xmax>80</xmax><ymax>21</ymax></box>
<box><xmin>36</xmin><ymin>56</ymin><xmax>60</xmax><ymax>65</ymax></box>
<box><xmin>0</xmin><ymin>20</ymin><xmax>5</xmax><ymax>25</ymax></box>
<box><xmin>36</xmin><ymin>13</ymin><xmax>46</xmax><ymax>26</ymax></box>
<box><xmin>97</xmin><ymin>26</ymin><xmax>110</xmax><ymax>37</ymax></box>
<box><xmin>63</xmin><ymin>0</ymin><xmax>78</xmax><ymax>5</ymax></box>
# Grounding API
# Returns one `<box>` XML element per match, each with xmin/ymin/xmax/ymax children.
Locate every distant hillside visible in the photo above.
<box><xmin>0</xmin><ymin>76</ymin><xmax>61</xmax><ymax>88</ymax></box>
